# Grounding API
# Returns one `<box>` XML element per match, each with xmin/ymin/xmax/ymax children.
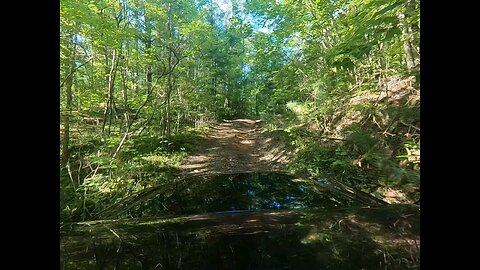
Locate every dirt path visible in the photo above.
<box><xmin>180</xmin><ymin>119</ymin><xmax>291</xmax><ymax>175</ymax></box>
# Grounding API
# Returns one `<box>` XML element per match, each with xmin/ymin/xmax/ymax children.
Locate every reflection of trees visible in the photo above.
<box><xmin>121</xmin><ymin>172</ymin><xmax>372</xmax><ymax>218</ymax></box>
<box><xmin>61</xmin><ymin>205</ymin><xmax>419</xmax><ymax>269</ymax></box>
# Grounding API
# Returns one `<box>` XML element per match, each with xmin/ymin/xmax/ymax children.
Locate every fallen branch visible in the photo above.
<box><xmin>372</xmin><ymin>115</ymin><xmax>383</xmax><ymax>130</ymax></box>
<box><xmin>400</xmin><ymin>120</ymin><xmax>420</xmax><ymax>131</ymax></box>
<box><xmin>111</xmin><ymin>131</ymin><xmax>129</xmax><ymax>160</ymax></box>
<box><xmin>317</xmin><ymin>136</ymin><xmax>346</xmax><ymax>141</ymax></box>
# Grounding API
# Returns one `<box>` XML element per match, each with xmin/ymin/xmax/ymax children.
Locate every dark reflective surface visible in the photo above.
<box><xmin>61</xmin><ymin>173</ymin><xmax>419</xmax><ymax>269</ymax></box>
<box><xmin>61</xmin><ymin>205</ymin><xmax>419</xmax><ymax>269</ymax></box>
<box><xmin>97</xmin><ymin>172</ymin><xmax>386</xmax><ymax>219</ymax></box>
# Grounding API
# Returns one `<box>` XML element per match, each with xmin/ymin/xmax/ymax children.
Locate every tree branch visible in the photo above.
<box><xmin>60</xmin><ymin>56</ymin><xmax>94</xmax><ymax>88</ymax></box>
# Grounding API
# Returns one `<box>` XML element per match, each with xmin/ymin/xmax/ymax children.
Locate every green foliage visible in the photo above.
<box><xmin>344</xmin><ymin>127</ymin><xmax>378</xmax><ymax>154</ymax></box>
<box><xmin>288</xmin><ymin>134</ymin><xmax>364</xmax><ymax>187</ymax></box>
<box><xmin>249</xmin><ymin>0</ymin><xmax>419</xmax><ymax>201</ymax></box>
<box><xmin>61</xmin><ymin>0</ymin><xmax>420</xmax><ymax>220</ymax></box>
<box><xmin>60</xmin><ymin>129</ymin><xmax>200</xmax><ymax>222</ymax></box>
<box><xmin>278</xmin><ymin>122</ymin><xmax>418</xmax><ymax>200</ymax></box>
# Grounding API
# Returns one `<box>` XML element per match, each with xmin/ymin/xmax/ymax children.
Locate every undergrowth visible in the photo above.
<box><xmin>60</xmin><ymin>128</ymin><xmax>203</xmax><ymax>222</ymax></box>
<box><xmin>262</xmin><ymin>78</ymin><xmax>420</xmax><ymax>204</ymax></box>
<box><xmin>270</xmin><ymin>125</ymin><xmax>419</xmax><ymax>203</ymax></box>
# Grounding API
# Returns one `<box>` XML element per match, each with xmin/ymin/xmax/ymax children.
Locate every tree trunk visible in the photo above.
<box><xmin>163</xmin><ymin>1</ymin><xmax>174</xmax><ymax>138</ymax></box>
<box><xmin>145</xmin><ymin>37</ymin><xmax>153</xmax><ymax>93</ymax></box>
<box><xmin>61</xmin><ymin>36</ymin><xmax>76</xmax><ymax>168</ymax></box>
<box><xmin>399</xmin><ymin>6</ymin><xmax>417</xmax><ymax>71</ymax></box>
<box><xmin>402</xmin><ymin>29</ymin><xmax>415</xmax><ymax>70</ymax></box>
<box><xmin>120</xmin><ymin>54</ymin><xmax>129</xmax><ymax>131</ymax></box>
<box><xmin>164</xmin><ymin>76</ymin><xmax>172</xmax><ymax>137</ymax></box>
<box><xmin>102</xmin><ymin>49</ymin><xmax>119</xmax><ymax>135</ymax></box>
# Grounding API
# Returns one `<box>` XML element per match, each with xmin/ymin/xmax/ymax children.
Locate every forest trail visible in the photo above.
<box><xmin>180</xmin><ymin>119</ymin><xmax>291</xmax><ymax>175</ymax></box>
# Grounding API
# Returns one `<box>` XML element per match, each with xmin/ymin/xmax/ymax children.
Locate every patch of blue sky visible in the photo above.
<box><xmin>279</xmin><ymin>33</ymin><xmax>305</xmax><ymax>62</ymax></box>
<box><xmin>212</xmin><ymin>0</ymin><xmax>275</xmax><ymax>35</ymax></box>
<box><xmin>280</xmin><ymin>44</ymin><xmax>303</xmax><ymax>63</ymax></box>
<box><xmin>242</xmin><ymin>63</ymin><xmax>251</xmax><ymax>77</ymax></box>
<box><xmin>72</xmin><ymin>33</ymin><xmax>87</xmax><ymax>43</ymax></box>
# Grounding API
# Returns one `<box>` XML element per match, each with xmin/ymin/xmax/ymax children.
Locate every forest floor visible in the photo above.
<box><xmin>180</xmin><ymin>119</ymin><xmax>292</xmax><ymax>176</ymax></box>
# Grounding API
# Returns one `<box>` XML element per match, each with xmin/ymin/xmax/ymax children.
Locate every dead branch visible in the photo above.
<box><xmin>317</xmin><ymin>136</ymin><xmax>346</xmax><ymax>141</ymax></box>
<box><xmin>399</xmin><ymin>120</ymin><xmax>420</xmax><ymax>131</ymax></box>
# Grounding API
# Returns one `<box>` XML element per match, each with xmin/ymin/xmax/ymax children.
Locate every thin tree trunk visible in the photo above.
<box><xmin>102</xmin><ymin>49</ymin><xmax>119</xmax><ymax>135</ymax></box>
<box><xmin>163</xmin><ymin>1</ymin><xmax>174</xmax><ymax>138</ymax></box>
<box><xmin>145</xmin><ymin>36</ymin><xmax>153</xmax><ymax>93</ymax></box>
<box><xmin>177</xmin><ymin>82</ymin><xmax>182</xmax><ymax>133</ymax></box>
<box><xmin>120</xmin><ymin>55</ymin><xmax>129</xmax><ymax>131</ymax></box>
<box><xmin>61</xmin><ymin>36</ymin><xmax>76</xmax><ymax>168</ymax></box>
<box><xmin>399</xmin><ymin>11</ymin><xmax>416</xmax><ymax>71</ymax></box>
<box><xmin>165</xmin><ymin>76</ymin><xmax>172</xmax><ymax>137</ymax></box>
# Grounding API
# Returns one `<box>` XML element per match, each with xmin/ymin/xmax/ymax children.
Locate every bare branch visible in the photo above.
<box><xmin>399</xmin><ymin>120</ymin><xmax>420</xmax><ymax>131</ymax></box>
<box><xmin>60</xmin><ymin>56</ymin><xmax>94</xmax><ymax>88</ymax></box>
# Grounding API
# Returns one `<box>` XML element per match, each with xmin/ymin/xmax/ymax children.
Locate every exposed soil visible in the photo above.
<box><xmin>180</xmin><ymin>119</ymin><xmax>291</xmax><ymax>176</ymax></box>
